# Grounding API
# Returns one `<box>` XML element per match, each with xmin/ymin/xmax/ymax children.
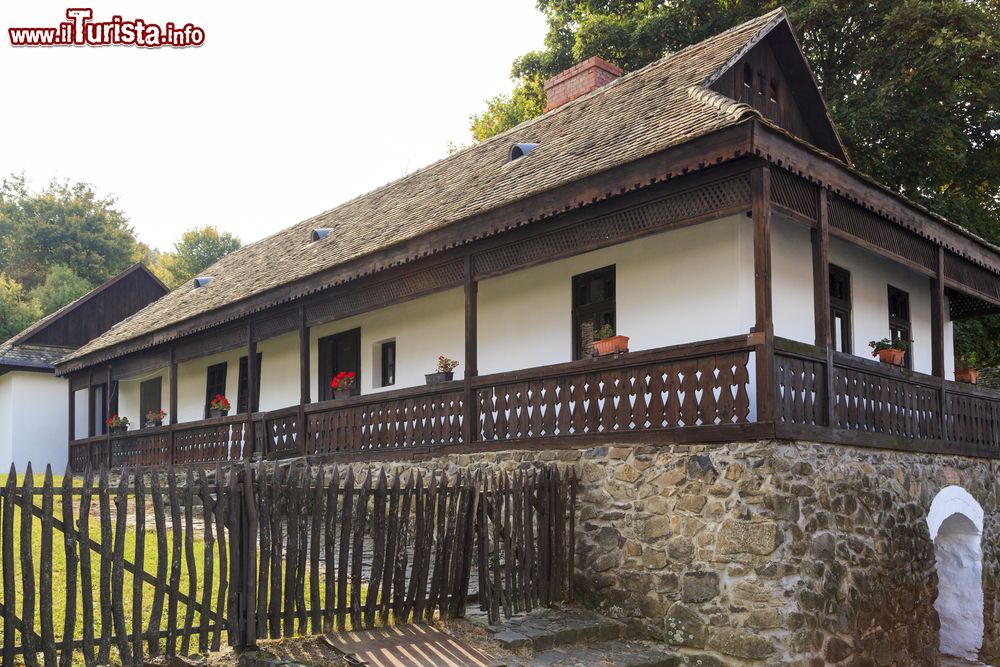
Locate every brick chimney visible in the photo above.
<box><xmin>543</xmin><ymin>56</ymin><xmax>623</xmax><ymax>112</ymax></box>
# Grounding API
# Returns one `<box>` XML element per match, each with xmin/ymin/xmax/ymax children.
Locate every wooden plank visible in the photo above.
<box><xmin>310</xmin><ymin>465</ymin><xmax>325</xmax><ymax>634</ymax></box>
<box><xmin>228</xmin><ymin>465</ymin><xmax>243</xmax><ymax>643</ymax></box>
<box><xmin>380</xmin><ymin>471</ymin><xmax>401</xmax><ymax>626</ymax></box>
<box><xmin>323</xmin><ymin>465</ymin><xmax>339</xmax><ymax>633</ymax></box>
<box><xmin>60</xmin><ymin>468</ymin><xmax>79</xmax><ymax>667</ymax></box>
<box><xmin>365</xmin><ymin>470</ymin><xmax>388</xmax><ymax>627</ymax></box>
<box><xmin>1</xmin><ymin>467</ymin><xmax>13</xmax><ymax>667</ymax></box>
<box><xmin>488</xmin><ymin>473</ymin><xmax>501</xmax><ymax>622</ymax></box>
<box><xmin>295</xmin><ymin>467</ymin><xmax>309</xmax><ymax>634</ymax></box>
<box><xmin>413</xmin><ymin>472</ymin><xmax>436</xmax><ymax>622</ymax></box>
<box><xmin>111</xmin><ymin>470</ymin><xmax>132</xmax><ymax>665</ymax></box>
<box><xmin>426</xmin><ymin>471</ymin><xmax>450</xmax><ymax>622</ymax></box>
<box><xmin>132</xmin><ymin>469</ymin><xmax>147</xmax><ymax>661</ymax></box>
<box><xmin>281</xmin><ymin>464</ymin><xmax>300</xmax><ymax>636</ymax></box>
<box><xmin>267</xmin><ymin>463</ymin><xmax>284</xmax><ymax>639</ymax></box>
<box><xmin>39</xmin><ymin>467</ymin><xmax>55</xmax><ymax>666</ymax></box>
<box><xmin>76</xmin><ymin>467</ymin><xmax>96</xmax><ymax>666</ymax></box>
<box><xmin>166</xmin><ymin>468</ymin><xmax>183</xmax><ymax>657</ymax></box>
<box><xmin>336</xmin><ymin>467</ymin><xmax>354</xmax><ymax>631</ymax></box>
<box><xmin>350</xmin><ymin>471</ymin><xmax>372</xmax><ymax>629</ymax></box>
<box><xmin>96</xmin><ymin>467</ymin><xmax>112</xmax><ymax>665</ymax></box>
<box><xmin>181</xmin><ymin>468</ymin><xmax>198</xmax><ymax>654</ymax></box>
<box><xmin>147</xmin><ymin>470</ymin><xmax>168</xmax><ymax>657</ymax></box>
<box><xmin>20</xmin><ymin>466</ymin><xmax>38</xmax><ymax>667</ymax></box>
<box><xmin>198</xmin><ymin>470</ymin><xmax>215</xmax><ymax>653</ymax></box>
<box><xmin>392</xmin><ymin>472</ymin><xmax>415</xmax><ymax>623</ymax></box>
<box><xmin>255</xmin><ymin>464</ymin><xmax>270</xmax><ymax>640</ymax></box>
<box><xmin>213</xmin><ymin>465</ymin><xmax>228</xmax><ymax>652</ymax></box>
<box><xmin>501</xmin><ymin>472</ymin><xmax>513</xmax><ymax>618</ymax></box>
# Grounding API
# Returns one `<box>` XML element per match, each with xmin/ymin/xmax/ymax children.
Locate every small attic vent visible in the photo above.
<box><xmin>193</xmin><ymin>276</ymin><xmax>214</xmax><ymax>288</ymax></box>
<box><xmin>509</xmin><ymin>143</ymin><xmax>538</xmax><ymax>162</ymax></box>
<box><xmin>311</xmin><ymin>228</ymin><xmax>333</xmax><ymax>242</ymax></box>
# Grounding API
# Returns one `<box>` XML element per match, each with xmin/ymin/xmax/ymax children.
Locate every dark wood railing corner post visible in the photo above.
<box><xmin>247</xmin><ymin>322</ymin><xmax>259</xmax><ymax>461</ymax></box>
<box><xmin>169</xmin><ymin>347</ymin><xmax>178</xmax><ymax>464</ymax></box>
<box><xmin>105</xmin><ymin>365</ymin><xmax>113</xmax><ymax>468</ymax></box>
<box><xmin>812</xmin><ymin>187</ymin><xmax>835</xmax><ymax>427</ymax></box>
<box><xmin>932</xmin><ymin>245</ymin><xmax>948</xmax><ymax>437</ymax></box>
<box><xmin>463</xmin><ymin>255</ymin><xmax>479</xmax><ymax>446</ymax></box>
<box><xmin>751</xmin><ymin>165</ymin><xmax>776</xmax><ymax>425</ymax></box>
<box><xmin>298</xmin><ymin>305</ymin><xmax>310</xmax><ymax>456</ymax></box>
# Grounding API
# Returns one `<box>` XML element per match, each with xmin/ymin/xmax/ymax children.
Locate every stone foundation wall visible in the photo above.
<box><xmin>322</xmin><ymin>440</ymin><xmax>1000</xmax><ymax>665</ymax></box>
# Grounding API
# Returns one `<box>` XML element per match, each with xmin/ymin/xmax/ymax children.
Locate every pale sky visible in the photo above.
<box><xmin>0</xmin><ymin>1</ymin><xmax>548</xmax><ymax>249</ymax></box>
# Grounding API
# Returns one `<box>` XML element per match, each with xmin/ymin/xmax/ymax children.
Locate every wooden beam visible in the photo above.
<box><xmin>932</xmin><ymin>246</ymin><xmax>947</xmax><ymax>378</ymax></box>
<box><xmin>87</xmin><ymin>370</ymin><xmax>95</xmax><ymax>438</ymax></box>
<box><xmin>812</xmin><ymin>189</ymin><xmax>831</xmax><ymax>348</ymax></box>
<box><xmin>463</xmin><ymin>256</ymin><xmax>478</xmax><ymax>445</ymax></box>
<box><xmin>752</xmin><ymin>166</ymin><xmax>775</xmax><ymax>423</ymax></box>
<box><xmin>168</xmin><ymin>349</ymin><xmax>178</xmax><ymax>425</ymax></box>
<box><xmin>299</xmin><ymin>307</ymin><xmax>310</xmax><ymax>406</ymax></box>
<box><xmin>67</xmin><ymin>379</ymin><xmax>75</xmax><ymax>445</ymax></box>
<box><xmin>105</xmin><ymin>365</ymin><xmax>113</xmax><ymax>466</ymax></box>
<box><xmin>247</xmin><ymin>323</ymin><xmax>259</xmax><ymax>460</ymax></box>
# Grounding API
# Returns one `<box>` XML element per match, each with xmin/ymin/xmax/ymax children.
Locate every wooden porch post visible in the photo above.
<box><xmin>169</xmin><ymin>348</ymin><xmax>178</xmax><ymax>464</ymax></box>
<box><xmin>67</xmin><ymin>378</ymin><xmax>76</xmax><ymax>446</ymax></box>
<box><xmin>298</xmin><ymin>306</ymin><xmax>309</xmax><ymax>455</ymax></box>
<box><xmin>247</xmin><ymin>323</ymin><xmax>259</xmax><ymax>460</ymax></box>
<box><xmin>932</xmin><ymin>246</ymin><xmax>948</xmax><ymax>437</ymax></box>
<box><xmin>87</xmin><ymin>370</ymin><xmax>95</xmax><ymax>438</ymax></box>
<box><xmin>812</xmin><ymin>188</ymin><xmax>834</xmax><ymax>426</ymax></box>
<box><xmin>463</xmin><ymin>255</ymin><xmax>478</xmax><ymax>445</ymax></box>
<box><xmin>932</xmin><ymin>246</ymin><xmax>947</xmax><ymax>378</ymax></box>
<box><xmin>751</xmin><ymin>165</ymin><xmax>775</xmax><ymax>423</ymax></box>
<box><xmin>105</xmin><ymin>364</ymin><xmax>113</xmax><ymax>467</ymax></box>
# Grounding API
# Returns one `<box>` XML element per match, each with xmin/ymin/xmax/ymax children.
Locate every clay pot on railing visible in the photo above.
<box><xmin>144</xmin><ymin>420</ymin><xmax>163</xmax><ymax>429</ymax></box>
<box><xmin>591</xmin><ymin>335</ymin><xmax>630</xmax><ymax>357</ymax></box>
<box><xmin>210</xmin><ymin>408</ymin><xmax>229</xmax><ymax>418</ymax></box>
<box><xmin>110</xmin><ymin>425</ymin><xmax>127</xmax><ymax>434</ymax></box>
<box><xmin>955</xmin><ymin>367</ymin><xmax>979</xmax><ymax>384</ymax></box>
<box><xmin>875</xmin><ymin>348</ymin><xmax>905</xmax><ymax>366</ymax></box>
<box><xmin>425</xmin><ymin>371</ymin><xmax>454</xmax><ymax>385</ymax></box>
<box><xmin>334</xmin><ymin>388</ymin><xmax>351</xmax><ymax>400</ymax></box>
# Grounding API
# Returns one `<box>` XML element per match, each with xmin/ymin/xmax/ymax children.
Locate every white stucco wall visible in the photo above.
<box><xmin>769</xmin><ymin>215</ymin><xmax>955</xmax><ymax>376</ymax></box>
<box><xmin>118</xmin><ymin>369</ymin><xmax>168</xmax><ymax>426</ymax></box>
<box><xmin>478</xmin><ymin>215</ymin><xmax>755</xmax><ymax>375</ymax></box>
<box><xmin>0</xmin><ymin>372</ymin><xmax>68</xmax><ymax>470</ymax></box>
<box><xmin>310</xmin><ymin>288</ymin><xmax>465</xmax><ymax>397</ymax></box>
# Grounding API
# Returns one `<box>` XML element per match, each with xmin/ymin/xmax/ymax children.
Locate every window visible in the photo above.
<box><xmin>829</xmin><ymin>264</ymin><xmax>852</xmax><ymax>354</ymax></box>
<box><xmin>888</xmin><ymin>285</ymin><xmax>912</xmax><ymax>369</ymax></box>
<box><xmin>572</xmin><ymin>265</ymin><xmax>616</xmax><ymax>360</ymax></box>
<box><xmin>378</xmin><ymin>340</ymin><xmax>396</xmax><ymax>388</ymax></box>
<box><xmin>139</xmin><ymin>377</ymin><xmax>162</xmax><ymax>427</ymax></box>
<box><xmin>91</xmin><ymin>384</ymin><xmax>107</xmax><ymax>436</ymax></box>
<box><xmin>204</xmin><ymin>362</ymin><xmax>227</xmax><ymax>418</ymax></box>
<box><xmin>237</xmin><ymin>353</ymin><xmax>262</xmax><ymax>414</ymax></box>
<box><xmin>318</xmin><ymin>328</ymin><xmax>361</xmax><ymax>401</ymax></box>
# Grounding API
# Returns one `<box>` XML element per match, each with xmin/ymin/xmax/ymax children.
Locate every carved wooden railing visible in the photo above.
<box><xmin>473</xmin><ymin>336</ymin><xmax>754</xmax><ymax>443</ymax></box>
<box><xmin>775</xmin><ymin>338</ymin><xmax>1000</xmax><ymax>455</ymax></box>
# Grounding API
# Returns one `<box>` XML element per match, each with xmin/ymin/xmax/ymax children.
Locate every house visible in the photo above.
<box><xmin>0</xmin><ymin>263</ymin><xmax>167</xmax><ymax>470</ymax></box>
<box><xmin>52</xmin><ymin>10</ymin><xmax>1000</xmax><ymax>664</ymax></box>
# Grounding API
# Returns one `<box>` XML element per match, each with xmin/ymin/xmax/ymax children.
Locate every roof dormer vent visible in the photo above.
<box><xmin>193</xmin><ymin>276</ymin><xmax>214</xmax><ymax>288</ymax></box>
<box><xmin>509</xmin><ymin>143</ymin><xmax>539</xmax><ymax>162</ymax></box>
<box><xmin>311</xmin><ymin>228</ymin><xmax>333</xmax><ymax>242</ymax></box>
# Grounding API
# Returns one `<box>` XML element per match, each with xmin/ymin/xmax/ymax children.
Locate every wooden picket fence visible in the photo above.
<box><xmin>0</xmin><ymin>461</ymin><xmax>576</xmax><ymax>666</ymax></box>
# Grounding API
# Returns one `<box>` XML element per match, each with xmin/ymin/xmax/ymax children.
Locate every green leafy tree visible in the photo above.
<box><xmin>164</xmin><ymin>226</ymin><xmax>242</xmax><ymax>287</ymax></box>
<box><xmin>0</xmin><ymin>174</ymin><xmax>139</xmax><ymax>289</ymax></box>
<box><xmin>472</xmin><ymin>0</ymin><xmax>1000</xmax><ymax>363</ymax></box>
<box><xmin>28</xmin><ymin>264</ymin><xmax>93</xmax><ymax>316</ymax></box>
<box><xmin>0</xmin><ymin>275</ymin><xmax>41</xmax><ymax>341</ymax></box>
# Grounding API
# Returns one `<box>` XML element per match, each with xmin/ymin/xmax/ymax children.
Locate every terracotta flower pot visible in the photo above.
<box><xmin>334</xmin><ymin>388</ymin><xmax>351</xmax><ymax>400</ymax></box>
<box><xmin>875</xmin><ymin>348</ymin><xmax>905</xmax><ymax>366</ymax></box>
<box><xmin>591</xmin><ymin>335</ymin><xmax>630</xmax><ymax>357</ymax></box>
<box><xmin>210</xmin><ymin>408</ymin><xmax>228</xmax><ymax>418</ymax></box>
<box><xmin>955</xmin><ymin>368</ymin><xmax>979</xmax><ymax>384</ymax></box>
<box><xmin>425</xmin><ymin>371</ymin><xmax>454</xmax><ymax>385</ymax></box>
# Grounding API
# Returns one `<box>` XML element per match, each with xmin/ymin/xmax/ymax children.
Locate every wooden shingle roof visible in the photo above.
<box><xmin>62</xmin><ymin>9</ymin><xmax>788</xmax><ymax>365</ymax></box>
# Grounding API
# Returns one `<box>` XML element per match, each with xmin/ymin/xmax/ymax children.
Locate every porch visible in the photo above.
<box><xmin>68</xmin><ymin>334</ymin><xmax>1000</xmax><ymax>471</ymax></box>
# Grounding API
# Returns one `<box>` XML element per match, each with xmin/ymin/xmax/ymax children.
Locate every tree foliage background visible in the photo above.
<box><xmin>0</xmin><ymin>175</ymin><xmax>241</xmax><ymax>340</ymax></box>
<box><xmin>471</xmin><ymin>0</ymin><xmax>1000</xmax><ymax>365</ymax></box>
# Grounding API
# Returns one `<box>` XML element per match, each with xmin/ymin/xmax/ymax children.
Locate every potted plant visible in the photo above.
<box><xmin>956</xmin><ymin>353</ymin><xmax>980</xmax><ymax>384</ymax></box>
<box><xmin>105</xmin><ymin>414</ymin><xmax>129</xmax><ymax>434</ymax></box>
<box><xmin>426</xmin><ymin>355</ymin><xmax>459</xmax><ymax>385</ymax></box>
<box><xmin>145</xmin><ymin>408</ymin><xmax>166</xmax><ymax>428</ymax></box>
<box><xmin>591</xmin><ymin>323</ymin><xmax>629</xmax><ymax>357</ymax></box>
<box><xmin>209</xmin><ymin>394</ymin><xmax>231</xmax><ymax>418</ymax></box>
<box><xmin>869</xmin><ymin>338</ymin><xmax>909</xmax><ymax>366</ymax></box>
<box><xmin>331</xmin><ymin>370</ymin><xmax>356</xmax><ymax>399</ymax></box>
